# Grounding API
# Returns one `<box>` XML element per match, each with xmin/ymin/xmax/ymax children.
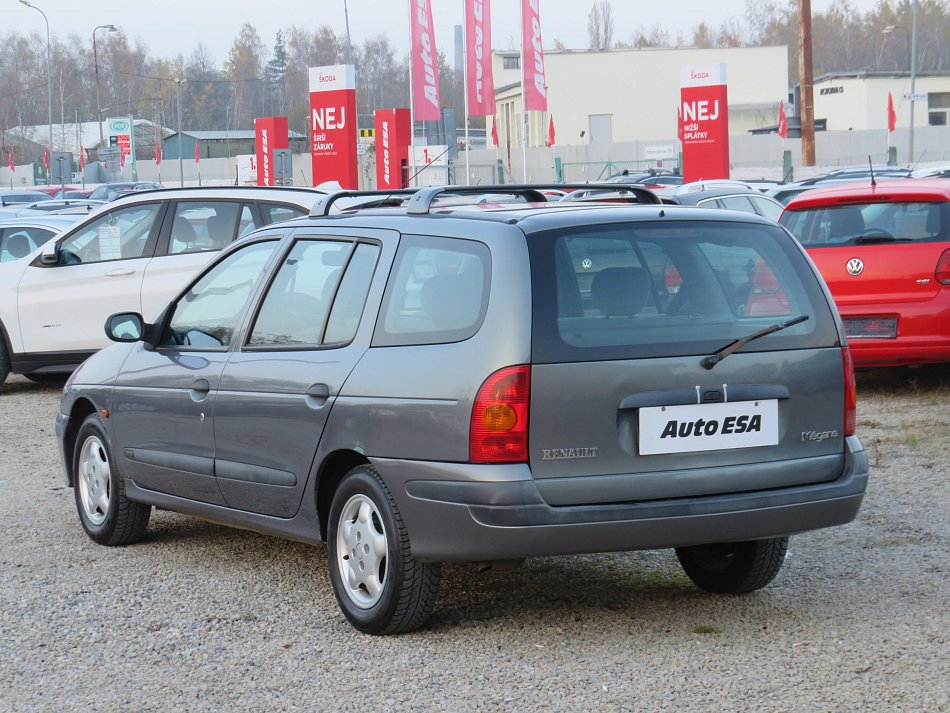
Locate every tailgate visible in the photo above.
<box><xmin>529</xmin><ymin>349</ymin><xmax>846</xmax><ymax>506</ymax></box>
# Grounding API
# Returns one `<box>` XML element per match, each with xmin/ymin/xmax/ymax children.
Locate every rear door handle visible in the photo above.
<box><xmin>104</xmin><ymin>268</ymin><xmax>136</xmax><ymax>277</ymax></box>
<box><xmin>191</xmin><ymin>378</ymin><xmax>211</xmax><ymax>397</ymax></box>
<box><xmin>306</xmin><ymin>383</ymin><xmax>330</xmax><ymax>407</ymax></box>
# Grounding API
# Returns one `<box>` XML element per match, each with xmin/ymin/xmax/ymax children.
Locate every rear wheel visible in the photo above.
<box><xmin>328</xmin><ymin>465</ymin><xmax>441</xmax><ymax>635</ymax></box>
<box><xmin>73</xmin><ymin>414</ymin><xmax>151</xmax><ymax>546</ymax></box>
<box><xmin>675</xmin><ymin>537</ymin><xmax>788</xmax><ymax>594</ymax></box>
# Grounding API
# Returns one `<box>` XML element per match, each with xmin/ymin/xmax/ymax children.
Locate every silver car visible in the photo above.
<box><xmin>57</xmin><ymin>186</ymin><xmax>869</xmax><ymax>634</ymax></box>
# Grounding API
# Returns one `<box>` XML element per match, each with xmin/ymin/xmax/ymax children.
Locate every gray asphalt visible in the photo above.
<box><xmin>1</xmin><ymin>368</ymin><xmax>947</xmax><ymax>712</ymax></box>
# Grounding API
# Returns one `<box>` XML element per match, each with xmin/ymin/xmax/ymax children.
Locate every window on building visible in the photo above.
<box><xmin>928</xmin><ymin>92</ymin><xmax>949</xmax><ymax>126</ymax></box>
<box><xmin>502</xmin><ymin>55</ymin><xmax>520</xmax><ymax>70</ymax></box>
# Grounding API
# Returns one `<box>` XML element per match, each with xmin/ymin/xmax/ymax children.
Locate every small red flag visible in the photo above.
<box><xmin>887</xmin><ymin>92</ymin><xmax>896</xmax><ymax>132</ymax></box>
<box><xmin>7</xmin><ymin>149</ymin><xmax>14</xmax><ymax>172</ymax></box>
<box><xmin>79</xmin><ymin>146</ymin><xmax>85</xmax><ymax>169</ymax></box>
<box><xmin>194</xmin><ymin>139</ymin><xmax>200</xmax><ymax>163</ymax></box>
<box><xmin>43</xmin><ymin>147</ymin><xmax>49</xmax><ymax>171</ymax></box>
<box><xmin>777</xmin><ymin>100</ymin><xmax>788</xmax><ymax>139</ymax></box>
<box><xmin>677</xmin><ymin>105</ymin><xmax>683</xmax><ymax>142</ymax></box>
<box><xmin>119</xmin><ymin>151</ymin><xmax>125</xmax><ymax>168</ymax></box>
<box><xmin>546</xmin><ymin>115</ymin><xmax>556</xmax><ymax>148</ymax></box>
<box><xmin>155</xmin><ymin>142</ymin><xmax>161</xmax><ymax>166</ymax></box>
<box><xmin>490</xmin><ymin>117</ymin><xmax>499</xmax><ymax>147</ymax></box>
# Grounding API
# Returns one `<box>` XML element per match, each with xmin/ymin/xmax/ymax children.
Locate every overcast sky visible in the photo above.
<box><xmin>15</xmin><ymin>0</ymin><xmax>883</xmax><ymax>65</ymax></box>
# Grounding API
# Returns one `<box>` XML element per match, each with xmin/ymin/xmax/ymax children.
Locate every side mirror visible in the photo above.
<box><xmin>39</xmin><ymin>242</ymin><xmax>58</xmax><ymax>265</ymax></box>
<box><xmin>105</xmin><ymin>312</ymin><xmax>145</xmax><ymax>342</ymax></box>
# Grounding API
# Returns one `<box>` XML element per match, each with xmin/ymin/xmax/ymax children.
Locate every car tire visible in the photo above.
<box><xmin>328</xmin><ymin>465</ymin><xmax>441</xmax><ymax>635</ymax></box>
<box><xmin>0</xmin><ymin>336</ymin><xmax>9</xmax><ymax>386</ymax></box>
<box><xmin>675</xmin><ymin>537</ymin><xmax>788</xmax><ymax>594</ymax></box>
<box><xmin>73</xmin><ymin>414</ymin><xmax>151</xmax><ymax>546</ymax></box>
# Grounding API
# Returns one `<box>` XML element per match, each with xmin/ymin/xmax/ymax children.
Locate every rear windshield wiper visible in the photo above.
<box><xmin>701</xmin><ymin>314</ymin><xmax>809</xmax><ymax>370</ymax></box>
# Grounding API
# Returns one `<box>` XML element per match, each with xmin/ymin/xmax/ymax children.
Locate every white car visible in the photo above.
<box><xmin>0</xmin><ymin>186</ymin><xmax>325</xmax><ymax>386</ymax></box>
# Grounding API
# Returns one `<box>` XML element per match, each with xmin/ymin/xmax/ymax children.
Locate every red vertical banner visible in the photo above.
<box><xmin>465</xmin><ymin>0</ymin><xmax>495</xmax><ymax>116</ymax></box>
<box><xmin>680</xmin><ymin>64</ymin><xmax>730</xmax><ymax>183</ymax></box>
<box><xmin>309</xmin><ymin>64</ymin><xmax>359</xmax><ymax>189</ymax></box>
<box><xmin>887</xmin><ymin>92</ymin><xmax>896</xmax><ymax>132</ymax></box>
<box><xmin>374</xmin><ymin>108</ymin><xmax>412</xmax><ymax>190</ymax></box>
<box><xmin>777</xmin><ymin>100</ymin><xmax>788</xmax><ymax>139</ymax></box>
<box><xmin>254</xmin><ymin>117</ymin><xmax>289</xmax><ymax>186</ymax></box>
<box><xmin>522</xmin><ymin>0</ymin><xmax>547</xmax><ymax>111</ymax></box>
<box><xmin>411</xmin><ymin>0</ymin><xmax>441</xmax><ymax>120</ymax></box>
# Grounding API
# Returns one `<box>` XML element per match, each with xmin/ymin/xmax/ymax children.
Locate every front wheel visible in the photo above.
<box><xmin>73</xmin><ymin>414</ymin><xmax>151</xmax><ymax>546</ymax></box>
<box><xmin>675</xmin><ymin>537</ymin><xmax>788</xmax><ymax>594</ymax></box>
<box><xmin>0</xmin><ymin>337</ymin><xmax>9</xmax><ymax>386</ymax></box>
<box><xmin>327</xmin><ymin>465</ymin><xmax>441</xmax><ymax>635</ymax></box>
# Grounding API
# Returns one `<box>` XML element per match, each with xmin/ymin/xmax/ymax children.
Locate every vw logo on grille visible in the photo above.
<box><xmin>846</xmin><ymin>258</ymin><xmax>864</xmax><ymax>276</ymax></box>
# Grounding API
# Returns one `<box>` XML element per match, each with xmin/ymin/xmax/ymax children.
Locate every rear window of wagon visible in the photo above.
<box><xmin>528</xmin><ymin>220</ymin><xmax>840</xmax><ymax>364</ymax></box>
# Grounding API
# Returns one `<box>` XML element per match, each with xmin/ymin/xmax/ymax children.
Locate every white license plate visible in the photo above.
<box><xmin>638</xmin><ymin>399</ymin><xmax>779</xmax><ymax>455</ymax></box>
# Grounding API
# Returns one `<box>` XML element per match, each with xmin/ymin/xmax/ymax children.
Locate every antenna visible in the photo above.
<box><xmin>868</xmin><ymin>156</ymin><xmax>876</xmax><ymax>187</ymax></box>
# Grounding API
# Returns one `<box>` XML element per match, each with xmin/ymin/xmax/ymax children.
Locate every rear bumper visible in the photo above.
<box><xmin>839</xmin><ymin>294</ymin><xmax>950</xmax><ymax>367</ymax></box>
<box><xmin>373</xmin><ymin>436</ymin><xmax>869</xmax><ymax>562</ymax></box>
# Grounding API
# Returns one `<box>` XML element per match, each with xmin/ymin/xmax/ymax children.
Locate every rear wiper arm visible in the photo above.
<box><xmin>701</xmin><ymin>314</ymin><xmax>809</xmax><ymax>370</ymax></box>
<box><xmin>852</xmin><ymin>235</ymin><xmax>910</xmax><ymax>245</ymax></box>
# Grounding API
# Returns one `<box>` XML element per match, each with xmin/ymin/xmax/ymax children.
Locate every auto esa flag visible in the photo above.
<box><xmin>410</xmin><ymin>0</ymin><xmax>441</xmax><ymax>121</ymax></box>
<box><xmin>521</xmin><ymin>0</ymin><xmax>547</xmax><ymax>111</ymax></box>
<box><xmin>465</xmin><ymin>0</ymin><xmax>495</xmax><ymax>116</ymax></box>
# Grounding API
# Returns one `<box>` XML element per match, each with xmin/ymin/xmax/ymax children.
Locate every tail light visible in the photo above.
<box><xmin>936</xmin><ymin>249</ymin><xmax>950</xmax><ymax>285</ymax></box>
<box><xmin>470</xmin><ymin>365</ymin><xmax>530</xmax><ymax>463</ymax></box>
<box><xmin>842</xmin><ymin>347</ymin><xmax>857</xmax><ymax>437</ymax></box>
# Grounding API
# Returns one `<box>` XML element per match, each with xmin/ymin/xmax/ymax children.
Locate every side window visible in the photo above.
<box><xmin>168</xmin><ymin>202</ymin><xmax>241</xmax><ymax>255</ymax></box>
<box><xmin>161</xmin><ymin>240</ymin><xmax>278</xmax><ymax>349</ymax></box>
<box><xmin>749</xmin><ymin>196</ymin><xmax>783</xmax><ymax>222</ymax></box>
<box><xmin>716</xmin><ymin>195</ymin><xmax>756</xmax><ymax>214</ymax></box>
<box><xmin>374</xmin><ymin>236</ymin><xmax>490</xmax><ymax>347</ymax></box>
<box><xmin>238</xmin><ymin>205</ymin><xmax>258</xmax><ymax>237</ymax></box>
<box><xmin>0</xmin><ymin>227</ymin><xmax>55</xmax><ymax>262</ymax></box>
<box><xmin>324</xmin><ymin>243</ymin><xmax>381</xmax><ymax>344</ymax></box>
<box><xmin>248</xmin><ymin>240</ymin><xmax>355</xmax><ymax>347</ymax></box>
<box><xmin>58</xmin><ymin>203</ymin><xmax>161</xmax><ymax>264</ymax></box>
<box><xmin>261</xmin><ymin>203</ymin><xmax>307</xmax><ymax>225</ymax></box>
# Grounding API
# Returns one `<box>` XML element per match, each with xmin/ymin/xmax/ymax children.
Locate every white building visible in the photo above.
<box><xmin>813</xmin><ymin>72</ymin><xmax>950</xmax><ymax>131</ymax></box>
<box><xmin>489</xmin><ymin>45</ymin><xmax>789</xmax><ymax>150</ymax></box>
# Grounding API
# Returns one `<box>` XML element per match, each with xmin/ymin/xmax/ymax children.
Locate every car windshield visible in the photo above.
<box><xmin>781</xmin><ymin>201</ymin><xmax>949</xmax><ymax>246</ymax></box>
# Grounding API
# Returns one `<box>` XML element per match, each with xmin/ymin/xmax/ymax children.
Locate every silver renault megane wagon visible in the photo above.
<box><xmin>56</xmin><ymin>185</ymin><xmax>868</xmax><ymax>634</ymax></box>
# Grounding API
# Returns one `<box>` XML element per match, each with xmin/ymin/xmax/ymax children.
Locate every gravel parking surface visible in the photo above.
<box><xmin>1</xmin><ymin>367</ymin><xmax>948</xmax><ymax>712</ymax></box>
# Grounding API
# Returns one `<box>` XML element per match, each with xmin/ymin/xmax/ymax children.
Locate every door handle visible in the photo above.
<box><xmin>305</xmin><ymin>383</ymin><xmax>330</xmax><ymax>408</ymax></box>
<box><xmin>104</xmin><ymin>268</ymin><xmax>136</xmax><ymax>277</ymax></box>
<box><xmin>191</xmin><ymin>378</ymin><xmax>211</xmax><ymax>394</ymax></box>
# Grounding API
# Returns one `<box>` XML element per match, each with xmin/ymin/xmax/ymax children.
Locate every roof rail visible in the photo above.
<box><xmin>309</xmin><ymin>188</ymin><xmax>419</xmax><ymax>217</ymax></box>
<box><xmin>554</xmin><ymin>183</ymin><xmax>661</xmax><ymax>205</ymax></box>
<box><xmin>405</xmin><ymin>185</ymin><xmax>552</xmax><ymax>214</ymax></box>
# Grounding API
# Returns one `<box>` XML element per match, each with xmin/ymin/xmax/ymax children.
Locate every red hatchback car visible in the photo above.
<box><xmin>780</xmin><ymin>179</ymin><xmax>950</xmax><ymax>367</ymax></box>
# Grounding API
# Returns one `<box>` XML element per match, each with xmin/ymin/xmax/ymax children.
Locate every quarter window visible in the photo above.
<box><xmin>374</xmin><ymin>236</ymin><xmax>490</xmax><ymax>347</ymax></box>
<box><xmin>261</xmin><ymin>203</ymin><xmax>307</xmax><ymax>225</ymax></box>
<box><xmin>168</xmin><ymin>202</ymin><xmax>241</xmax><ymax>254</ymax></box>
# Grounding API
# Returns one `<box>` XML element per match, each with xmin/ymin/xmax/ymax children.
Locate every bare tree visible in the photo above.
<box><xmin>587</xmin><ymin>1</ymin><xmax>614</xmax><ymax>50</ymax></box>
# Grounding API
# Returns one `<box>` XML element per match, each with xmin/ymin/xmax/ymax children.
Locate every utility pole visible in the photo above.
<box><xmin>798</xmin><ymin>0</ymin><xmax>815</xmax><ymax>166</ymax></box>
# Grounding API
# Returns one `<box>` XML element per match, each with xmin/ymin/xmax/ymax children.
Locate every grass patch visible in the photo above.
<box><xmin>693</xmin><ymin>625</ymin><xmax>719</xmax><ymax>634</ymax></box>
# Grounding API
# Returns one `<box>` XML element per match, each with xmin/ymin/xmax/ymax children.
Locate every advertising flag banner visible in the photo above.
<box><xmin>154</xmin><ymin>142</ymin><xmax>161</xmax><ymax>165</ymax></box>
<box><xmin>465</xmin><ymin>0</ymin><xmax>495</xmax><ymax>116</ymax></box>
<box><xmin>777</xmin><ymin>100</ymin><xmax>788</xmax><ymax>139</ymax></box>
<box><xmin>194</xmin><ymin>139</ymin><xmax>200</xmax><ymax>163</ymax></box>
<box><xmin>309</xmin><ymin>64</ymin><xmax>359</xmax><ymax>189</ymax></box>
<box><xmin>521</xmin><ymin>0</ymin><xmax>547</xmax><ymax>111</ymax></box>
<box><xmin>546</xmin><ymin>114</ymin><xmax>556</xmax><ymax>147</ymax></box>
<box><xmin>8</xmin><ymin>149</ymin><xmax>14</xmax><ymax>172</ymax></box>
<box><xmin>375</xmin><ymin>108</ymin><xmax>412</xmax><ymax>190</ymax></box>
<box><xmin>43</xmin><ymin>147</ymin><xmax>49</xmax><ymax>171</ymax></box>
<box><xmin>679</xmin><ymin>63</ymin><xmax>730</xmax><ymax>182</ymax></box>
<box><xmin>80</xmin><ymin>147</ymin><xmax>85</xmax><ymax>169</ymax></box>
<box><xmin>254</xmin><ymin>117</ymin><xmax>290</xmax><ymax>186</ymax></box>
<box><xmin>490</xmin><ymin>117</ymin><xmax>499</xmax><ymax>147</ymax></box>
<box><xmin>411</xmin><ymin>0</ymin><xmax>441</xmax><ymax>121</ymax></box>
<box><xmin>887</xmin><ymin>92</ymin><xmax>896</xmax><ymax>132</ymax></box>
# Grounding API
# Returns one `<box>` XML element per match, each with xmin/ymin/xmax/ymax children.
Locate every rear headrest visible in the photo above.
<box><xmin>420</xmin><ymin>272</ymin><xmax>482</xmax><ymax>330</ymax></box>
<box><xmin>172</xmin><ymin>217</ymin><xmax>198</xmax><ymax>246</ymax></box>
<box><xmin>591</xmin><ymin>266</ymin><xmax>651</xmax><ymax>318</ymax></box>
<box><xmin>5</xmin><ymin>233</ymin><xmax>32</xmax><ymax>259</ymax></box>
<box><xmin>828</xmin><ymin>207</ymin><xmax>864</xmax><ymax>241</ymax></box>
<box><xmin>207</xmin><ymin>212</ymin><xmax>234</xmax><ymax>249</ymax></box>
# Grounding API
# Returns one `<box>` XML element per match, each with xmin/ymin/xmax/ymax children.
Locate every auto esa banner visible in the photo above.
<box><xmin>466</xmin><ymin>0</ymin><xmax>495</xmax><ymax>116</ymax></box>
<box><xmin>410</xmin><ymin>0</ymin><xmax>441</xmax><ymax>121</ymax></box>
<box><xmin>309</xmin><ymin>64</ymin><xmax>359</xmax><ymax>189</ymax></box>
<box><xmin>521</xmin><ymin>0</ymin><xmax>547</xmax><ymax>111</ymax></box>
<box><xmin>254</xmin><ymin>117</ymin><xmax>288</xmax><ymax>186</ymax></box>
<box><xmin>679</xmin><ymin>64</ymin><xmax>730</xmax><ymax>182</ymax></box>
<box><xmin>374</xmin><ymin>108</ymin><xmax>411</xmax><ymax>190</ymax></box>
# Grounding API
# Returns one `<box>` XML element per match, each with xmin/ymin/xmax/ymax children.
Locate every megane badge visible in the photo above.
<box><xmin>846</xmin><ymin>258</ymin><xmax>864</xmax><ymax>276</ymax></box>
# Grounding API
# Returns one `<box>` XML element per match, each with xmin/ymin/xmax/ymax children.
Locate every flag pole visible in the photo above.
<box><xmin>519</xmin><ymin>0</ymin><xmax>528</xmax><ymax>183</ymax></box>
<box><xmin>461</xmin><ymin>0</ymin><xmax>471</xmax><ymax>185</ymax></box>
<box><xmin>407</xmin><ymin>0</ymin><xmax>417</xmax><ymax>188</ymax></box>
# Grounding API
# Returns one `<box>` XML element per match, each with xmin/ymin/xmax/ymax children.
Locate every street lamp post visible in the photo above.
<box><xmin>19</xmin><ymin>0</ymin><xmax>52</xmax><ymax>163</ymax></box>
<box><xmin>884</xmin><ymin>2</ymin><xmax>919</xmax><ymax>162</ymax></box>
<box><xmin>93</xmin><ymin>24</ymin><xmax>118</xmax><ymax>154</ymax></box>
